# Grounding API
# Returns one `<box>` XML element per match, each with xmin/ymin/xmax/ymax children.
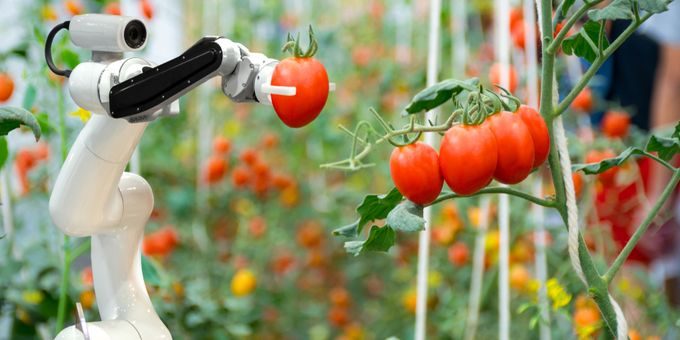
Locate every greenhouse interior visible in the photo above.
<box><xmin>0</xmin><ymin>0</ymin><xmax>679</xmax><ymax>339</ymax></box>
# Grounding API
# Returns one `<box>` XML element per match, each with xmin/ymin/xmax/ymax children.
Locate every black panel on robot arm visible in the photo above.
<box><xmin>109</xmin><ymin>37</ymin><xmax>223</xmax><ymax>119</ymax></box>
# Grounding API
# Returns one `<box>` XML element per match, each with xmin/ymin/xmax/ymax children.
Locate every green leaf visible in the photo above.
<box><xmin>35</xmin><ymin>113</ymin><xmax>54</xmax><ymax>137</ymax></box>
<box><xmin>562</xmin><ymin>0</ymin><xmax>576</xmax><ymax>16</ymax></box>
<box><xmin>589</xmin><ymin>0</ymin><xmax>634</xmax><ymax>21</ymax></box>
<box><xmin>355</xmin><ymin>188</ymin><xmax>403</xmax><ymax>234</ymax></box>
<box><xmin>646</xmin><ymin>136</ymin><xmax>679</xmax><ymax>162</ymax></box>
<box><xmin>404</xmin><ymin>78</ymin><xmax>479</xmax><ymax>114</ymax></box>
<box><xmin>639</xmin><ymin>0</ymin><xmax>670</xmax><ymax>13</ymax></box>
<box><xmin>22</xmin><ymin>85</ymin><xmax>36</xmax><ymax>110</ymax></box>
<box><xmin>573</xmin><ymin>147</ymin><xmax>642</xmax><ymax>174</ymax></box>
<box><xmin>141</xmin><ymin>255</ymin><xmax>161</xmax><ymax>286</ymax></box>
<box><xmin>0</xmin><ymin>137</ymin><xmax>7</xmax><ymax>170</ymax></box>
<box><xmin>386</xmin><ymin>200</ymin><xmax>425</xmax><ymax>232</ymax></box>
<box><xmin>345</xmin><ymin>226</ymin><xmax>396</xmax><ymax>256</ymax></box>
<box><xmin>0</xmin><ymin>107</ymin><xmax>41</xmax><ymax>140</ymax></box>
<box><xmin>562</xmin><ymin>21</ymin><xmax>609</xmax><ymax>63</ymax></box>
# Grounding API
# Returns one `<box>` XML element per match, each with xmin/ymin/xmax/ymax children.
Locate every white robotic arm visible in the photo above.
<box><xmin>47</xmin><ymin>14</ymin><xmax>299</xmax><ymax>339</ymax></box>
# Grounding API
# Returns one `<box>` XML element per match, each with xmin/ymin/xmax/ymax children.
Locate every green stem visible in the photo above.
<box><xmin>553</xmin><ymin>12</ymin><xmax>653</xmax><ymax>117</ymax></box>
<box><xmin>55</xmin><ymin>86</ymin><xmax>71</xmax><ymax>334</ymax></box>
<box><xmin>540</xmin><ymin>0</ymin><xmax>619</xmax><ymax>336</ymax></box>
<box><xmin>66</xmin><ymin>240</ymin><xmax>91</xmax><ymax>262</ymax></box>
<box><xmin>547</xmin><ymin>0</ymin><xmax>604</xmax><ymax>54</ymax></box>
<box><xmin>603</xmin><ymin>169</ymin><xmax>680</xmax><ymax>283</ymax></box>
<box><xmin>429</xmin><ymin>187</ymin><xmax>555</xmax><ymax>208</ymax></box>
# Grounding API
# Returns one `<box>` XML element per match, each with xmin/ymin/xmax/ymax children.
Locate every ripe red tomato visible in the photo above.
<box><xmin>239</xmin><ymin>148</ymin><xmax>259</xmax><ymax>166</ymax></box>
<box><xmin>448</xmin><ymin>242</ymin><xmax>470</xmax><ymax>267</ymax></box>
<box><xmin>231</xmin><ymin>166</ymin><xmax>250</xmax><ymax>188</ymax></box>
<box><xmin>389</xmin><ymin>142</ymin><xmax>444</xmax><ymax>205</ymax></box>
<box><xmin>271</xmin><ymin>57</ymin><xmax>329</xmax><ymax>128</ymax></box>
<box><xmin>140</xmin><ymin>0</ymin><xmax>153</xmax><ymax>20</ymax></box>
<box><xmin>511</xmin><ymin>22</ymin><xmax>526</xmax><ymax>49</ymax></box>
<box><xmin>64</xmin><ymin>0</ymin><xmax>83</xmax><ymax>15</ymax></box>
<box><xmin>509</xmin><ymin>7</ymin><xmax>523</xmax><ymax>30</ymax></box>
<box><xmin>601</xmin><ymin>111</ymin><xmax>630</xmax><ymax>139</ymax></box>
<box><xmin>0</xmin><ymin>73</ymin><xmax>15</xmax><ymax>102</ymax></box>
<box><xmin>204</xmin><ymin>156</ymin><xmax>227</xmax><ymax>183</ymax></box>
<box><xmin>572</xmin><ymin>172</ymin><xmax>584</xmax><ymax>198</ymax></box>
<box><xmin>585</xmin><ymin>149</ymin><xmax>619</xmax><ymax>184</ymax></box>
<box><xmin>328</xmin><ymin>306</ymin><xmax>350</xmax><ymax>327</ymax></box>
<box><xmin>103</xmin><ymin>2</ymin><xmax>121</xmax><ymax>15</ymax></box>
<box><xmin>487</xmin><ymin>111</ymin><xmax>535</xmax><ymax>184</ymax></box>
<box><xmin>213</xmin><ymin>136</ymin><xmax>231</xmax><ymax>154</ymax></box>
<box><xmin>517</xmin><ymin>105</ymin><xmax>550</xmax><ymax>168</ymax></box>
<box><xmin>439</xmin><ymin>124</ymin><xmax>498</xmax><ymax>195</ymax></box>
<box><xmin>571</xmin><ymin>87</ymin><xmax>594</xmax><ymax>112</ymax></box>
<box><xmin>488</xmin><ymin>63</ymin><xmax>518</xmax><ymax>93</ymax></box>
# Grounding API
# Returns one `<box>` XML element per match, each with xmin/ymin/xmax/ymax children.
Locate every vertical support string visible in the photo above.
<box><xmin>415</xmin><ymin>0</ymin><xmax>442</xmax><ymax>338</ymax></box>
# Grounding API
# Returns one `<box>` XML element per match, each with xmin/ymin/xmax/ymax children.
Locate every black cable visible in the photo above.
<box><xmin>45</xmin><ymin>21</ymin><xmax>71</xmax><ymax>78</ymax></box>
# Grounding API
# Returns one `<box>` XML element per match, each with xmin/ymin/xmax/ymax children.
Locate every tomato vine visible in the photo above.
<box><xmin>324</xmin><ymin>0</ymin><xmax>679</xmax><ymax>336</ymax></box>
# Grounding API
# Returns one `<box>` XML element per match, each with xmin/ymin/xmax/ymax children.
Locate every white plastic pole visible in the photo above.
<box><xmin>0</xmin><ymin>170</ymin><xmax>14</xmax><ymax>253</ymax></box>
<box><xmin>463</xmin><ymin>197</ymin><xmax>491</xmax><ymax>340</ymax></box>
<box><xmin>493</xmin><ymin>0</ymin><xmax>511</xmax><ymax>336</ymax></box>
<box><xmin>523</xmin><ymin>0</ymin><xmax>551</xmax><ymax>337</ymax></box>
<box><xmin>415</xmin><ymin>0</ymin><xmax>441</xmax><ymax>339</ymax></box>
<box><xmin>451</xmin><ymin>0</ymin><xmax>466</xmax><ymax>77</ymax></box>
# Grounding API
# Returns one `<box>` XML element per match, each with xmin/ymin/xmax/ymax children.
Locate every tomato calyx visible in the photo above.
<box><xmin>460</xmin><ymin>84</ymin><xmax>521</xmax><ymax>125</ymax></box>
<box><xmin>281</xmin><ymin>25</ymin><xmax>319</xmax><ymax>58</ymax></box>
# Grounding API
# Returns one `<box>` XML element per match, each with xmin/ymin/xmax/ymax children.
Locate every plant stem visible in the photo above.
<box><xmin>539</xmin><ymin>0</ymin><xmax>620</xmax><ymax>335</ymax></box>
<box><xmin>553</xmin><ymin>12</ymin><xmax>653</xmax><ymax>117</ymax></box>
<box><xmin>547</xmin><ymin>0</ymin><xmax>604</xmax><ymax>54</ymax></box>
<box><xmin>429</xmin><ymin>187</ymin><xmax>555</xmax><ymax>208</ymax></box>
<box><xmin>603</xmin><ymin>169</ymin><xmax>680</xmax><ymax>283</ymax></box>
<box><xmin>55</xmin><ymin>85</ymin><xmax>70</xmax><ymax>334</ymax></box>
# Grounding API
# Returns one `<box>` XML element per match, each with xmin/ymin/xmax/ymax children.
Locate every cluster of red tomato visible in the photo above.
<box><xmin>14</xmin><ymin>143</ymin><xmax>50</xmax><ymax>195</ymax></box>
<box><xmin>202</xmin><ymin>134</ymin><xmax>300</xmax><ymax>204</ymax></box>
<box><xmin>390</xmin><ymin>105</ymin><xmax>550</xmax><ymax>205</ymax></box>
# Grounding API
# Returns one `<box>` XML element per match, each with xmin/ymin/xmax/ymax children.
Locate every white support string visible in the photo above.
<box><xmin>415</xmin><ymin>0</ymin><xmax>441</xmax><ymax>338</ymax></box>
<box><xmin>493</xmin><ymin>0</ymin><xmax>511</xmax><ymax>336</ymax></box>
<box><xmin>533</xmin><ymin>0</ymin><xmax>628</xmax><ymax>336</ymax></box>
<box><xmin>464</xmin><ymin>197</ymin><xmax>491</xmax><ymax>340</ymax></box>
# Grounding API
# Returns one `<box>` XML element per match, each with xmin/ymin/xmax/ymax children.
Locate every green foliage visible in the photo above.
<box><xmin>589</xmin><ymin>0</ymin><xmax>669</xmax><ymax>21</ymax></box>
<box><xmin>403</xmin><ymin>78</ymin><xmax>479</xmax><ymax>114</ymax></box>
<box><xmin>573</xmin><ymin>123</ymin><xmax>679</xmax><ymax>174</ymax></box>
<box><xmin>562</xmin><ymin>21</ymin><xmax>609</xmax><ymax>63</ymax></box>
<box><xmin>386</xmin><ymin>200</ymin><xmax>425</xmax><ymax>232</ymax></box>
<box><xmin>345</xmin><ymin>225</ymin><xmax>396</xmax><ymax>255</ymax></box>
<box><xmin>142</xmin><ymin>255</ymin><xmax>162</xmax><ymax>286</ymax></box>
<box><xmin>0</xmin><ymin>107</ymin><xmax>41</xmax><ymax>141</ymax></box>
<box><xmin>0</xmin><ymin>137</ymin><xmax>7</xmax><ymax>170</ymax></box>
<box><xmin>646</xmin><ymin>122</ymin><xmax>680</xmax><ymax>162</ymax></box>
<box><xmin>562</xmin><ymin>0</ymin><xmax>576</xmax><ymax>16</ymax></box>
<box><xmin>333</xmin><ymin>188</ymin><xmax>403</xmax><ymax>237</ymax></box>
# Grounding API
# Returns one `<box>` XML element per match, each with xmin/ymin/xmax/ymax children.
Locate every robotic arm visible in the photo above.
<box><xmin>47</xmin><ymin>14</ymin><xmax>307</xmax><ymax>339</ymax></box>
<box><xmin>50</xmin><ymin>14</ymin><xmax>293</xmax><ymax>123</ymax></box>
